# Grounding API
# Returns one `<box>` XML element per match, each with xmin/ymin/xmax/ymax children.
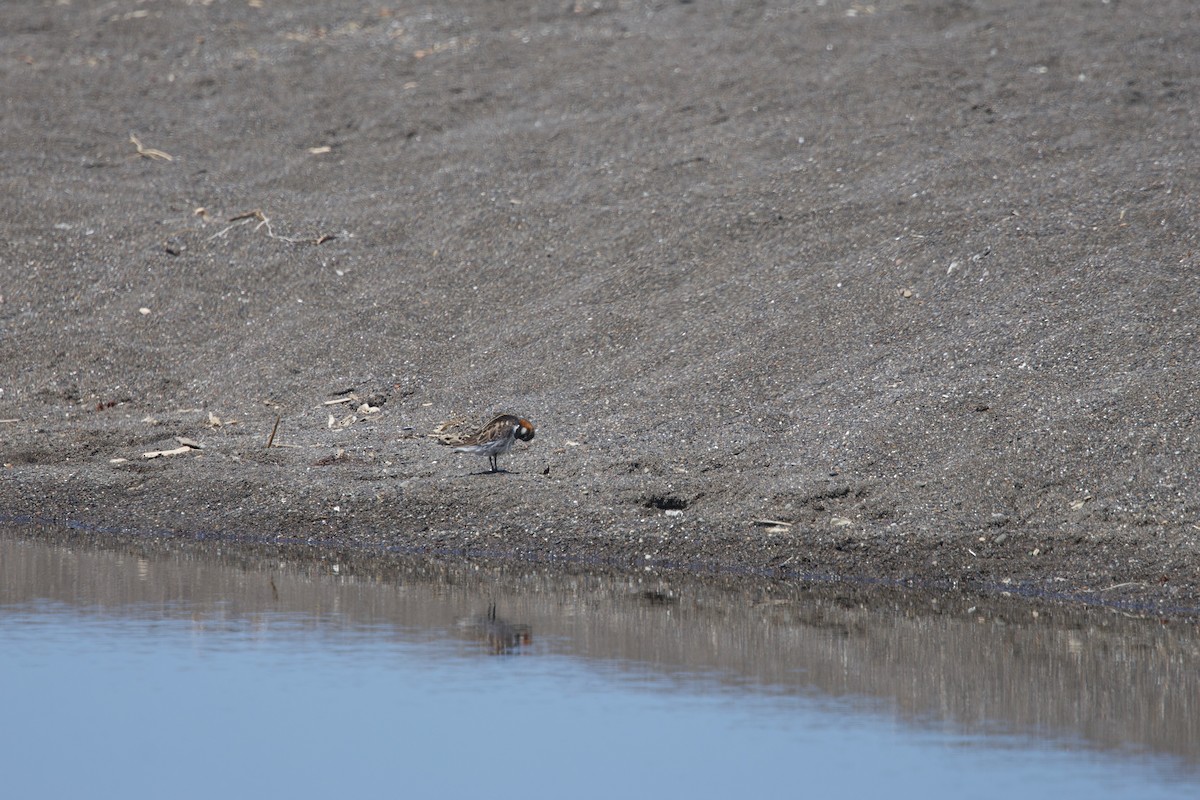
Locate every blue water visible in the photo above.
<box><xmin>1</xmin><ymin>597</ymin><xmax>1194</xmax><ymax>800</ymax></box>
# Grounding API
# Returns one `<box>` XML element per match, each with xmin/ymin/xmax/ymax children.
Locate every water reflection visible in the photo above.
<box><xmin>2</xmin><ymin>522</ymin><xmax>1197</xmax><ymax>793</ymax></box>
<box><xmin>456</xmin><ymin>602</ymin><xmax>534</xmax><ymax>654</ymax></box>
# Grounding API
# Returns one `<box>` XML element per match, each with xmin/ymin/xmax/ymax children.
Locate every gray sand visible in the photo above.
<box><xmin>2</xmin><ymin>0</ymin><xmax>1198</xmax><ymax>613</ymax></box>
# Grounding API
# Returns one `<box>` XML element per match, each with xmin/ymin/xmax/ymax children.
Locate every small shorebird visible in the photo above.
<box><xmin>431</xmin><ymin>413</ymin><xmax>535</xmax><ymax>473</ymax></box>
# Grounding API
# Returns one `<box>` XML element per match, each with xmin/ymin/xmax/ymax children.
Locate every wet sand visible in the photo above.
<box><xmin>2</xmin><ymin>0</ymin><xmax>1198</xmax><ymax>614</ymax></box>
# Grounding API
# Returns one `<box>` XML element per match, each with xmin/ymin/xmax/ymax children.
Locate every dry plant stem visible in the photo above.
<box><xmin>1098</xmin><ymin>582</ymin><xmax>1146</xmax><ymax>592</ymax></box>
<box><xmin>129</xmin><ymin>133</ymin><xmax>173</xmax><ymax>161</ymax></box>
<box><xmin>266</xmin><ymin>416</ymin><xmax>281</xmax><ymax>449</ymax></box>
<box><xmin>207</xmin><ymin>208</ymin><xmax>330</xmax><ymax>244</ymax></box>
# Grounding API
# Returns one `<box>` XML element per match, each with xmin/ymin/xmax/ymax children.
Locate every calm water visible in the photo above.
<box><xmin>1</xmin><ymin>524</ymin><xmax>1197</xmax><ymax>799</ymax></box>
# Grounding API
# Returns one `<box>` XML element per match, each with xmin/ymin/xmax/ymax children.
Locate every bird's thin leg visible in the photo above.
<box><xmin>490</xmin><ymin>455</ymin><xmax>498</xmax><ymax>472</ymax></box>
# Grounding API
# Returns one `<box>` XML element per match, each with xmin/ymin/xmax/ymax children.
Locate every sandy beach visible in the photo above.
<box><xmin>2</xmin><ymin>0</ymin><xmax>1198</xmax><ymax>614</ymax></box>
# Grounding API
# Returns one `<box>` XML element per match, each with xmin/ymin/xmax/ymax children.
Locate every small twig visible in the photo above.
<box><xmin>130</xmin><ymin>133</ymin><xmax>173</xmax><ymax>161</ymax></box>
<box><xmin>208</xmin><ymin>215</ymin><xmax>255</xmax><ymax>240</ymax></box>
<box><xmin>142</xmin><ymin>446</ymin><xmax>192</xmax><ymax>459</ymax></box>
<box><xmin>207</xmin><ymin>208</ymin><xmax>322</xmax><ymax>244</ymax></box>
<box><xmin>1097</xmin><ymin>581</ymin><xmax>1145</xmax><ymax>592</ymax></box>
<box><xmin>246</xmin><ymin>209</ymin><xmax>302</xmax><ymax>242</ymax></box>
<box><xmin>266</xmin><ymin>415</ymin><xmax>281</xmax><ymax>448</ymax></box>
